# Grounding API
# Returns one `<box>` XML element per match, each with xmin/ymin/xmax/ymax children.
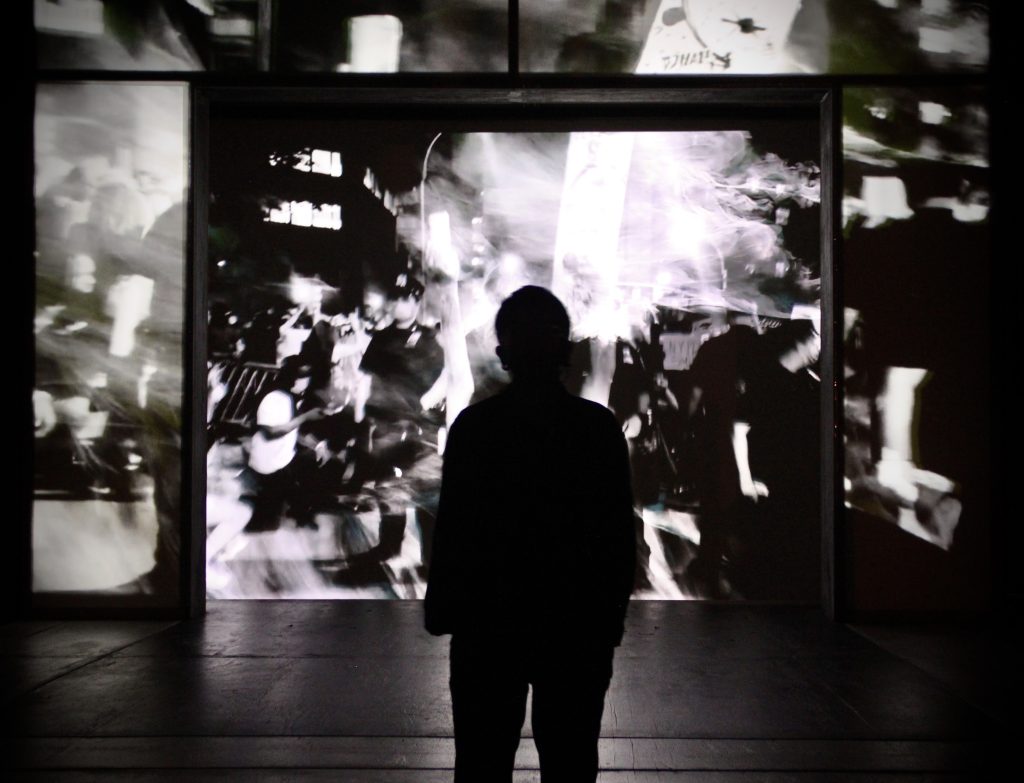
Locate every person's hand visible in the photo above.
<box><xmin>740</xmin><ymin>478</ymin><xmax>769</xmax><ymax>502</ymax></box>
<box><xmin>314</xmin><ymin>439</ymin><xmax>331</xmax><ymax>466</ymax></box>
<box><xmin>303</xmin><ymin>407</ymin><xmax>327</xmax><ymax>423</ymax></box>
<box><xmin>34</xmin><ymin>390</ymin><xmax>57</xmax><ymax>437</ymax></box>
<box><xmin>420</xmin><ymin>389</ymin><xmax>445</xmax><ymax>412</ymax></box>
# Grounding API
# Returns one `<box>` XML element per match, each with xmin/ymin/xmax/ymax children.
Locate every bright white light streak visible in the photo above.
<box><xmin>552</xmin><ymin>132</ymin><xmax>634</xmax><ymax>340</ymax></box>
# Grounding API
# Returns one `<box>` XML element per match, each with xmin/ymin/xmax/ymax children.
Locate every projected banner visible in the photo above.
<box><xmin>33</xmin><ymin>83</ymin><xmax>187</xmax><ymax>604</ymax></box>
<box><xmin>206</xmin><ymin>119</ymin><xmax>821</xmax><ymax>601</ymax></box>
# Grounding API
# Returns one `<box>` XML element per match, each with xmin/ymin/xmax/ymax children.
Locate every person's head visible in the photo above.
<box><xmin>278</xmin><ymin>355</ymin><xmax>315</xmax><ymax>395</ymax></box>
<box><xmin>388</xmin><ymin>274</ymin><xmax>425</xmax><ymax>327</ymax></box>
<box><xmin>361</xmin><ymin>283</ymin><xmax>387</xmax><ymax>328</ymax></box>
<box><xmin>494</xmin><ymin>286</ymin><xmax>571</xmax><ymax>382</ymax></box>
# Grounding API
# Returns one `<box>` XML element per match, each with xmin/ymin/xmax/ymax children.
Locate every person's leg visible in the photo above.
<box><xmin>450</xmin><ymin>634</ymin><xmax>528</xmax><ymax>783</ymax></box>
<box><xmin>531</xmin><ymin>643</ymin><xmax>614</xmax><ymax>782</ymax></box>
<box><xmin>245</xmin><ymin>467</ymin><xmax>287</xmax><ymax>532</ymax></box>
<box><xmin>286</xmin><ymin>449</ymin><xmax>319</xmax><ymax>529</ymax></box>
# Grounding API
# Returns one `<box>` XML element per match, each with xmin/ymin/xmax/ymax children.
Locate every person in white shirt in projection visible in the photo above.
<box><xmin>246</xmin><ymin>355</ymin><xmax>325</xmax><ymax>532</ymax></box>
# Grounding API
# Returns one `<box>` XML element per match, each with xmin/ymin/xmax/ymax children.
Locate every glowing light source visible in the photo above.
<box><xmin>262</xmin><ymin>201</ymin><xmax>342</xmax><ymax>231</ymax></box>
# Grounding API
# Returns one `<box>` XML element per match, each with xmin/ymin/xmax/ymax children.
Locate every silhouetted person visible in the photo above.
<box><xmin>425</xmin><ymin>286</ymin><xmax>635</xmax><ymax>782</ymax></box>
<box><xmin>730</xmin><ymin>319</ymin><xmax>821</xmax><ymax>600</ymax></box>
<box><xmin>356</xmin><ymin>274</ymin><xmax>445</xmax><ymax>572</ymax></box>
<box><xmin>687</xmin><ymin>321</ymin><xmax>761</xmax><ymax>598</ymax></box>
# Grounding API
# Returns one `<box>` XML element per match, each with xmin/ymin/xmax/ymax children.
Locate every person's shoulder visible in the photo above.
<box><xmin>445</xmin><ymin>394</ymin><xmax>505</xmax><ymax>453</ymax></box>
<box><xmin>565</xmin><ymin>394</ymin><xmax>620</xmax><ymax>431</ymax></box>
<box><xmin>257</xmin><ymin>388</ymin><xmax>291</xmax><ymax>419</ymax></box>
<box><xmin>260</xmin><ymin>388</ymin><xmax>289</xmax><ymax>405</ymax></box>
<box><xmin>451</xmin><ymin>391</ymin><xmax>506</xmax><ymax>427</ymax></box>
<box><xmin>360</xmin><ymin>327</ymin><xmax>393</xmax><ymax>365</ymax></box>
<box><xmin>365</xmin><ymin>324</ymin><xmax>397</xmax><ymax>344</ymax></box>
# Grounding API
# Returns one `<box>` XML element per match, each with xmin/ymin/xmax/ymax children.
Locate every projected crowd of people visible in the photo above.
<box><xmin>32</xmin><ymin>83</ymin><xmax>186</xmax><ymax>598</ymax></box>
<box><xmin>203</xmin><ymin>125</ymin><xmax>825</xmax><ymax>600</ymax></box>
<box><xmin>206</xmin><ymin>270</ymin><xmax>821</xmax><ymax>601</ymax></box>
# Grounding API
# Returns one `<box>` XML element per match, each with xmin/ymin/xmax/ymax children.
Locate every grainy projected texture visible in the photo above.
<box><xmin>274</xmin><ymin>0</ymin><xmax>509</xmax><ymax>73</ymax></box>
<box><xmin>520</xmin><ymin>0</ymin><xmax>987</xmax><ymax>74</ymax></box>
<box><xmin>206</xmin><ymin>120</ymin><xmax>822</xmax><ymax>601</ymax></box>
<box><xmin>842</xmin><ymin>86</ymin><xmax>988</xmax><ymax>551</ymax></box>
<box><xmin>35</xmin><ymin>0</ymin><xmax>509</xmax><ymax>72</ymax></box>
<box><xmin>33</xmin><ymin>83</ymin><xmax>187</xmax><ymax>602</ymax></box>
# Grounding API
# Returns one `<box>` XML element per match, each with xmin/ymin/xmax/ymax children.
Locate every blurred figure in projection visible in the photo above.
<box><xmin>425</xmin><ymin>286</ymin><xmax>635</xmax><ymax>782</ymax></box>
<box><xmin>246</xmin><ymin>356</ymin><xmax>325</xmax><ymax>532</ymax></box>
<box><xmin>843</xmin><ymin>310</ymin><xmax>961</xmax><ymax>550</ymax></box>
<box><xmin>352</xmin><ymin>274</ymin><xmax>447</xmax><ymax>588</ymax></box>
<box><xmin>685</xmin><ymin>313</ymin><xmax>762</xmax><ymax>598</ymax></box>
<box><xmin>727</xmin><ymin>319</ymin><xmax>821</xmax><ymax>601</ymax></box>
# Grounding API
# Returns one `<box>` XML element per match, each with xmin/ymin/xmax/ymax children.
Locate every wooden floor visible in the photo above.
<box><xmin>5</xmin><ymin>601</ymin><xmax>1012</xmax><ymax>781</ymax></box>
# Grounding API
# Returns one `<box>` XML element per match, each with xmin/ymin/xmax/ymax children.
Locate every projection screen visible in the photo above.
<box><xmin>205</xmin><ymin>108</ymin><xmax>823</xmax><ymax>601</ymax></box>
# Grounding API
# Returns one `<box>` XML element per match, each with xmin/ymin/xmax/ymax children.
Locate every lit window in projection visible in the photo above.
<box><xmin>262</xmin><ymin>201</ymin><xmax>342</xmax><ymax>231</ymax></box>
<box><xmin>269</xmin><ymin>149</ymin><xmax>343</xmax><ymax>177</ymax></box>
<box><xmin>363</xmin><ymin>168</ymin><xmax>400</xmax><ymax>216</ymax></box>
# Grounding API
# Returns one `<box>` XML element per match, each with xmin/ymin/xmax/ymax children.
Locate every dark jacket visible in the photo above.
<box><xmin>424</xmin><ymin>382</ymin><xmax>636</xmax><ymax>646</ymax></box>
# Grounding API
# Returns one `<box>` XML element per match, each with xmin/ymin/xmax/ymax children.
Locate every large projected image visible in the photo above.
<box><xmin>33</xmin><ymin>83</ymin><xmax>187</xmax><ymax>602</ymax></box>
<box><xmin>206</xmin><ymin>118</ymin><xmax>821</xmax><ymax>600</ymax></box>
<box><xmin>842</xmin><ymin>86</ymin><xmax>988</xmax><ymax>553</ymax></box>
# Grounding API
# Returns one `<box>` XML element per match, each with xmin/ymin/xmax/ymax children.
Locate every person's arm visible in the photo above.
<box><xmin>419</xmin><ymin>367</ymin><xmax>448</xmax><ymax>413</ymax></box>
<box><xmin>34</xmin><ymin>389</ymin><xmax>57</xmax><ymax>437</ymax></box>
<box><xmin>258</xmin><ymin>407</ymin><xmax>323</xmax><ymax>439</ymax></box>
<box><xmin>655</xmin><ymin>373</ymin><xmax>679</xmax><ymax>411</ymax></box>
<box><xmin>423</xmin><ymin>231</ymin><xmax>474</xmax><ymax>429</ymax></box>
<box><xmin>256</xmin><ymin>391</ymin><xmax>324</xmax><ymax>439</ymax></box>
<box><xmin>609</xmin><ymin>425</ymin><xmax>637</xmax><ymax>614</ymax></box>
<box><xmin>731</xmin><ymin>421</ymin><xmax>768</xmax><ymax>501</ymax></box>
<box><xmin>622</xmin><ymin>414</ymin><xmax>642</xmax><ymax>440</ymax></box>
<box><xmin>592</xmin><ymin>414</ymin><xmax>637</xmax><ymax>646</ymax></box>
<box><xmin>688</xmin><ymin>385</ymin><xmax>703</xmax><ymax>418</ymax></box>
<box><xmin>355</xmin><ymin>335</ymin><xmax>381</xmax><ymax>420</ymax></box>
<box><xmin>424</xmin><ymin>415</ymin><xmax>468</xmax><ymax>636</ymax></box>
